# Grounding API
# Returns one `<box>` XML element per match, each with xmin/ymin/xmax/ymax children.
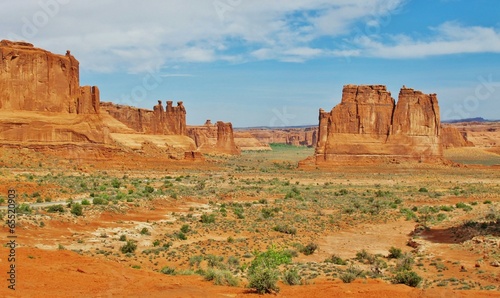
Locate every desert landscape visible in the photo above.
<box><xmin>0</xmin><ymin>39</ymin><xmax>499</xmax><ymax>298</ymax></box>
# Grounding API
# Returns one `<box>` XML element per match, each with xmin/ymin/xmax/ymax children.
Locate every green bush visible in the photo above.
<box><xmin>161</xmin><ymin>266</ymin><xmax>176</xmax><ymax>275</ymax></box>
<box><xmin>247</xmin><ymin>246</ymin><xmax>292</xmax><ymax>294</ymax></box>
<box><xmin>47</xmin><ymin>204</ymin><xmax>65</xmax><ymax>213</ymax></box>
<box><xmin>200</xmin><ymin>213</ymin><xmax>216</xmax><ymax>224</ymax></box>
<box><xmin>92</xmin><ymin>197</ymin><xmax>107</xmax><ymax>205</ymax></box>
<box><xmin>392</xmin><ymin>270</ymin><xmax>422</xmax><ymax>287</ymax></box>
<box><xmin>180</xmin><ymin>224</ymin><xmax>191</xmax><ymax>233</ymax></box>
<box><xmin>121</xmin><ymin>240</ymin><xmax>137</xmax><ymax>254</ymax></box>
<box><xmin>388</xmin><ymin>247</ymin><xmax>403</xmax><ymax>259</ymax></box>
<box><xmin>16</xmin><ymin>203</ymin><xmax>32</xmax><ymax>215</ymax></box>
<box><xmin>273</xmin><ymin>224</ymin><xmax>297</xmax><ymax>235</ymax></box>
<box><xmin>204</xmin><ymin>269</ymin><xmax>239</xmax><ymax>286</ymax></box>
<box><xmin>81</xmin><ymin>199</ymin><xmax>90</xmax><ymax>206</ymax></box>
<box><xmin>340</xmin><ymin>266</ymin><xmax>364</xmax><ymax>283</ymax></box>
<box><xmin>119</xmin><ymin>235</ymin><xmax>127</xmax><ymax>241</ymax></box>
<box><xmin>282</xmin><ymin>268</ymin><xmax>301</xmax><ymax>285</ymax></box>
<box><xmin>301</xmin><ymin>243</ymin><xmax>318</xmax><ymax>256</ymax></box>
<box><xmin>71</xmin><ymin>203</ymin><xmax>83</xmax><ymax>216</ymax></box>
<box><xmin>325</xmin><ymin>254</ymin><xmax>347</xmax><ymax>265</ymax></box>
<box><xmin>248</xmin><ymin>266</ymin><xmax>280</xmax><ymax>294</ymax></box>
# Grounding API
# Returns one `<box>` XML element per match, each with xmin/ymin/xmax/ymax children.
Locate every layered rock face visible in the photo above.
<box><xmin>0</xmin><ymin>40</ymin><xmax>198</xmax><ymax>160</ymax></box>
<box><xmin>0</xmin><ymin>40</ymin><xmax>107</xmax><ymax>145</ymax></box>
<box><xmin>0</xmin><ymin>40</ymin><xmax>98</xmax><ymax>114</ymax></box>
<box><xmin>187</xmin><ymin>120</ymin><xmax>241</xmax><ymax>155</ymax></box>
<box><xmin>101</xmin><ymin>100</ymin><xmax>186</xmax><ymax>136</ymax></box>
<box><xmin>440</xmin><ymin>125</ymin><xmax>474</xmax><ymax>148</ymax></box>
<box><xmin>316</xmin><ymin>85</ymin><xmax>443</xmax><ymax>164</ymax></box>
<box><xmin>241</xmin><ymin>127</ymin><xmax>317</xmax><ymax>147</ymax></box>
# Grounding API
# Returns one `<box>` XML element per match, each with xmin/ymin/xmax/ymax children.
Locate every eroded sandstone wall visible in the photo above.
<box><xmin>100</xmin><ymin>100</ymin><xmax>186</xmax><ymax>135</ymax></box>
<box><xmin>315</xmin><ymin>85</ymin><xmax>443</xmax><ymax>164</ymax></box>
<box><xmin>0</xmin><ymin>40</ymin><xmax>98</xmax><ymax>114</ymax></box>
<box><xmin>187</xmin><ymin>120</ymin><xmax>240</xmax><ymax>155</ymax></box>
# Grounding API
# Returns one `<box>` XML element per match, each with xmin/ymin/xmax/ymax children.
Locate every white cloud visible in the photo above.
<box><xmin>0</xmin><ymin>0</ymin><xmax>408</xmax><ymax>72</ymax></box>
<box><xmin>355</xmin><ymin>22</ymin><xmax>500</xmax><ymax>58</ymax></box>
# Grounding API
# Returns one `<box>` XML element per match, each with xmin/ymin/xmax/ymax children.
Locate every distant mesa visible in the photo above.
<box><xmin>311</xmin><ymin>84</ymin><xmax>469</xmax><ymax>166</ymax></box>
<box><xmin>0</xmin><ymin>40</ymin><xmax>239</xmax><ymax>160</ymax></box>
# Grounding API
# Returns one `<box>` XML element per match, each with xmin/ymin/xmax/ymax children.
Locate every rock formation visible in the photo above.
<box><xmin>237</xmin><ymin>127</ymin><xmax>317</xmax><ymax>147</ymax></box>
<box><xmin>440</xmin><ymin>125</ymin><xmax>474</xmax><ymax>148</ymax></box>
<box><xmin>0</xmin><ymin>40</ymin><xmax>98</xmax><ymax>114</ymax></box>
<box><xmin>0</xmin><ymin>40</ymin><xmax>198</xmax><ymax>160</ymax></box>
<box><xmin>187</xmin><ymin>120</ymin><xmax>241</xmax><ymax>155</ymax></box>
<box><xmin>101</xmin><ymin>100</ymin><xmax>186</xmax><ymax>136</ymax></box>
<box><xmin>315</xmin><ymin>85</ymin><xmax>443</xmax><ymax>165</ymax></box>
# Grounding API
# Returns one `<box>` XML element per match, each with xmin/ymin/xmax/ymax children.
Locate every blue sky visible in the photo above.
<box><xmin>1</xmin><ymin>0</ymin><xmax>500</xmax><ymax>127</ymax></box>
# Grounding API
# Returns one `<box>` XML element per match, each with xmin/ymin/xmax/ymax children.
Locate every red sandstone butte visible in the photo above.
<box><xmin>315</xmin><ymin>85</ymin><xmax>444</xmax><ymax>165</ymax></box>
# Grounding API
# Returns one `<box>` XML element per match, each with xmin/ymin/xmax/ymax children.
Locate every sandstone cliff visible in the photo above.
<box><xmin>101</xmin><ymin>100</ymin><xmax>186</xmax><ymax>136</ymax></box>
<box><xmin>187</xmin><ymin>120</ymin><xmax>241</xmax><ymax>155</ymax></box>
<box><xmin>0</xmin><ymin>40</ymin><xmax>99</xmax><ymax>114</ymax></box>
<box><xmin>315</xmin><ymin>85</ymin><xmax>443</xmax><ymax>165</ymax></box>
<box><xmin>440</xmin><ymin>125</ymin><xmax>474</xmax><ymax>148</ymax></box>
<box><xmin>0</xmin><ymin>40</ymin><xmax>198</xmax><ymax>161</ymax></box>
<box><xmin>238</xmin><ymin>127</ymin><xmax>317</xmax><ymax>148</ymax></box>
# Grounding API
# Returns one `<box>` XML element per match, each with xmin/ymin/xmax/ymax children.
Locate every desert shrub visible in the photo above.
<box><xmin>47</xmin><ymin>204</ymin><xmax>65</xmax><ymax>213</ymax></box>
<box><xmin>140</xmin><ymin>227</ymin><xmax>150</xmax><ymax>235</ymax></box>
<box><xmin>176</xmin><ymin>231</ymin><xmax>187</xmax><ymax>240</ymax></box>
<box><xmin>418</xmin><ymin>187</ymin><xmax>428</xmax><ymax>193</ymax></box>
<box><xmin>121</xmin><ymin>240</ymin><xmax>137</xmax><ymax>254</ymax></box>
<box><xmin>81</xmin><ymin>199</ymin><xmax>90</xmax><ymax>205</ymax></box>
<box><xmin>71</xmin><ymin>203</ymin><xmax>83</xmax><ymax>216</ymax></box>
<box><xmin>388</xmin><ymin>247</ymin><xmax>403</xmax><ymax>259</ymax></box>
<box><xmin>160</xmin><ymin>266</ymin><xmax>176</xmax><ymax>275</ymax></box>
<box><xmin>325</xmin><ymin>254</ymin><xmax>347</xmax><ymax>265</ymax></box>
<box><xmin>340</xmin><ymin>266</ymin><xmax>365</xmax><ymax>283</ymax></box>
<box><xmin>205</xmin><ymin>255</ymin><xmax>225</xmax><ymax>269</ymax></box>
<box><xmin>92</xmin><ymin>197</ymin><xmax>107</xmax><ymax>205</ymax></box>
<box><xmin>204</xmin><ymin>269</ymin><xmax>239</xmax><ymax>286</ymax></box>
<box><xmin>189</xmin><ymin>255</ymin><xmax>203</xmax><ymax>268</ymax></box>
<box><xmin>273</xmin><ymin>224</ymin><xmax>297</xmax><ymax>235</ymax></box>
<box><xmin>261</xmin><ymin>208</ymin><xmax>274</xmax><ymax>219</ymax></box>
<box><xmin>247</xmin><ymin>246</ymin><xmax>292</xmax><ymax>294</ymax></box>
<box><xmin>111</xmin><ymin>178</ymin><xmax>121</xmax><ymax>189</ymax></box>
<box><xmin>248</xmin><ymin>266</ymin><xmax>280</xmax><ymax>294</ymax></box>
<box><xmin>119</xmin><ymin>235</ymin><xmax>127</xmax><ymax>241</ymax></box>
<box><xmin>395</xmin><ymin>253</ymin><xmax>415</xmax><ymax>272</ymax></box>
<box><xmin>456</xmin><ymin>202</ymin><xmax>472</xmax><ymax>211</ymax></box>
<box><xmin>200</xmin><ymin>213</ymin><xmax>216</xmax><ymax>224</ymax></box>
<box><xmin>392</xmin><ymin>270</ymin><xmax>422</xmax><ymax>287</ymax></box>
<box><xmin>282</xmin><ymin>268</ymin><xmax>301</xmax><ymax>285</ymax></box>
<box><xmin>144</xmin><ymin>186</ymin><xmax>155</xmax><ymax>193</ymax></box>
<box><xmin>301</xmin><ymin>243</ymin><xmax>318</xmax><ymax>256</ymax></box>
<box><xmin>356</xmin><ymin>249</ymin><xmax>376</xmax><ymax>264</ymax></box>
<box><xmin>180</xmin><ymin>224</ymin><xmax>191</xmax><ymax>233</ymax></box>
<box><xmin>16</xmin><ymin>203</ymin><xmax>32</xmax><ymax>215</ymax></box>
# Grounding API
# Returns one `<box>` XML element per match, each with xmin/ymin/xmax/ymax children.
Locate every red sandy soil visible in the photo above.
<box><xmin>1</xmin><ymin>246</ymin><xmax>498</xmax><ymax>298</ymax></box>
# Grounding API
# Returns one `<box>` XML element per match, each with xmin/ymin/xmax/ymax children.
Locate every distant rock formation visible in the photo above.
<box><xmin>239</xmin><ymin>127</ymin><xmax>317</xmax><ymax>147</ymax></box>
<box><xmin>100</xmin><ymin>100</ymin><xmax>186</xmax><ymax>136</ymax></box>
<box><xmin>187</xmin><ymin>120</ymin><xmax>241</xmax><ymax>155</ymax></box>
<box><xmin>440</xmin><ymin>125</ymin><xmax>474</xmax><ymax>148</ymax></box>
<box><xmin>315</xmin><ymin>85</ymin><xmax>443</xmax><ymax>165</ymax></box>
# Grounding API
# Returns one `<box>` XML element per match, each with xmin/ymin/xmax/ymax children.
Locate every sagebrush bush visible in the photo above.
<box><xmin>282</xmin><ymin>268</ymin><xmax>301</xmax><ymax>285</ymax></box>
<box><xmin>392</xmin><ymin>270</ymin><xmax>422</xmax><ymax>287</ymax></box>
<box><xmin>121</xmin><ymin>240</ymin><xmax>137</xmax><ymax>254</ymax></box>
<box><xmin>204</xmin><ymin>269</ymin><xmax>239</xmax><ymax>286</ymax></box>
